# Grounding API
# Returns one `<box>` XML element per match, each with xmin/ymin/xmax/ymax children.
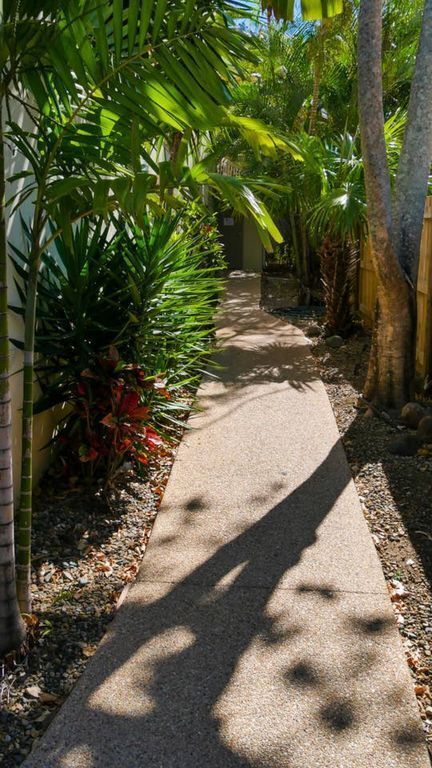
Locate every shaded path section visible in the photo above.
<box><xmin>25</xmin><ymin>275</ymin><xmax>429</xmax><ymax>768</ymax></box>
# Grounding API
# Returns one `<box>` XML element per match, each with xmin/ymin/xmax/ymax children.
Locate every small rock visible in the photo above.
<box><xmin>306</xmin><ymin>323</ymin><xmax>322</xmax><ymax>338</ymax></box>
<box><xmin>364</xmin><ymin>407</ymin><xmax>374</xmax><ymax>418</ymax></box>
<box><xmin>25</xmin><ymin>685</ymin><xmax>41</xmax><ymax>700</ymax></box>
<box><xmin>417</xmin><ymin>415</ymin><xmax>432</xmax><ymax>440</ymax></box>
<box><xmin>401</xmin><ymin>401</ymin><xmax>426</xmax><ymax>429</ymax></box>
<box><xmin>78</xmin><ymin>576</ymin><xmax>88</xmax><ymax>586</ymax></box>
<box><xmin>388</xmin><ymin>435</ymin><xmax>421</xmax><ymax>456</ymax></box>
<box><xmin>63</xmin><ymin>571</ymin><xmax>74</xmax><ymax>581</ymax></box>
<box><xmin>325</xmin><ymin>335</ymin><xmax>344</xmax><ymax>349</ymax></box>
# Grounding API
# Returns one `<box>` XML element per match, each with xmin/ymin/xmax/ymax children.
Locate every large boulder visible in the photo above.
<box><xmin>417</xmin><ymin>415</ymin><xmax>432</xmax><ymax>441</ymax></box>
<box><xmin>400</xmin><ymin>401</ymin><xmax>426</xmax><ymax>429</ymax></box>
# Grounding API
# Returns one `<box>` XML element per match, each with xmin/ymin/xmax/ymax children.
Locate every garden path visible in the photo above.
<box><xmin>25</xmin><ymin>275</ymin><xmax>429</xmax><ymax>768</ymax></box>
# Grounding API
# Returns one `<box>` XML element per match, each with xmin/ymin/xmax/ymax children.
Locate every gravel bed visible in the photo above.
<box><xmin>274</xmin><ymin>312</ymin><xmax>432</xmax><ymax>760</ymax></box>
<box><xmin>0</xmin><ymin>435</ymin><xmax>182</xmax><ymax>766</ymax></box>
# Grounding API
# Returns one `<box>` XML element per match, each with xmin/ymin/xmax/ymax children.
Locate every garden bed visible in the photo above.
<box><xmin>0</xmin><ymin>431</ymin><xmax>184</xmax><ymax>767</ymax></box>
<box><xmin>273</xmin><ymin>311</ymin><xmax>432</xmax><ymax>760</ymax></box>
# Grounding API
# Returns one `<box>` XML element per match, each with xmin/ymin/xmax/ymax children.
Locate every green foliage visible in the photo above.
<box><xmin>215</xmin><ymin>8</ymin><xmax>414</xmax><ymax>298</ymax></box>
<box><xmin>5</xmin><ymin>0</ymin><xmax>285</xmax><ymax>249</ymax></box>
<box><xmin>3</xmin><ymin>0</ymin><xmax>289</xmax><ymax>619</ymax></box>
<box><xmin>263</xmin><ymin>0</ymin><xmax>343</xmax><ymax>22</ymax></box>
<box><xmin>308</xmin><ymin>131</ymin><xmax>366</xmax><ymax>244</ymax></box>
<box><xmin>12</xmin><ymin>211</ymin><xmax>224</xmax><ymax>415</ymax></box>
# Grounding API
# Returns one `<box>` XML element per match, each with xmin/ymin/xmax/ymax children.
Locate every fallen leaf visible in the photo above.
<box><xmin>39</xmin><ymin>691</ymin><xmax>59</xmax><ymax>704</ymax></box>
<box><xmin>95</xmin><ymin>561</ymin><xmax>113</xmax><ymax>577</ymax></box>
<box><xmin>389</xmin><ymin>580</ymin><xmax>407</xmax><ymax>601</ymax></box>
<box><xmin>23</xmin><ymin>613</ymin><xmax>39</xmax><ymax>629</ymax></box>
<box><xmin>82</xmin><ymin>645</ymin><xmax>97</xmax><ymax>658</ymax></box>
<box><xmin>407</xmin><ymin>654</ymin><xmax>419</xmax><ymax>670</ymax></box>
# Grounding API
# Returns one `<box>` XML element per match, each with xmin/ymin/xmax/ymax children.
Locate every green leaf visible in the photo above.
<box><xmin>152</xmin><ymin>0</ymin><xmax>168</xmax><ymax>44</ymax></box>
<box><xmin>138</xmin><ymin>0</ymin><xmax>154</xmax><ymax>48</ymax></box>
<box><xmin>46</xmin><ymin>177</ymin><xmax>90</xmax><ymax>201</ymax></box>
<box><xmin>113</xmin><ymin>0</ymin><xmax>123</xmax><ymax>62</ymax></box>
<box><xmin>128</xmin><ymin>0</ymin><xmax>139</xmax><ymax>54</ymax></box>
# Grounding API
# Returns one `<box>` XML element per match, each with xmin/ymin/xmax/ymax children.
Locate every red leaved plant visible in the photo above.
<box><xmin>61</xmin><ymin>346</ymin><xmax>168</xmax><ymax>482</ymax></box>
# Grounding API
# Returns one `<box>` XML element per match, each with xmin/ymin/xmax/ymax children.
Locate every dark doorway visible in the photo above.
<box><xmin>218</xmin><ymin>214</ymin><xmax>243</xmax><ymax>270</ymax></box>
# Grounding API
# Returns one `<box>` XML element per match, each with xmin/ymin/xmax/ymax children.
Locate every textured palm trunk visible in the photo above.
<box><xmin>0</xmin><ymin>100</ymin><xmax>25</xmax><ymax>653</ymax></box>
<box><xmin>364</xmin><ymin>284</ymin><xmax>415</xmax><ymax>408</ymax></box>
<box><xmin>309</xmin><ymin>20</ymin><xmax>327</xmax><ymax>135</ymax></box>
<box><xmin>309</xmin><ymin>51</ymin><xmax>322</xmax><ymax>135</ymax></box>
<box><xmin>319</xmin><ymin>236</ymin><xmax>354</xmax><ymax>335</ymax></box>
<box><xmin>358</xmin><ymin>0</ymin><xmax>432</xmax><ymax>409</ymax></box>
<box><xmin>16</xmin><ymin>248</ymin><xmax>39</xmax><ymax>614</ymax></box>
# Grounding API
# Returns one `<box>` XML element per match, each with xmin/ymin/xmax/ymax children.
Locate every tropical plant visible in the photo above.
<box><xmin>0</xmin><ymin>0</ymin><xmax>61</xmax><ymax>654</ymax></box>
<box><xmin>212</xmin><ymin>17</ymin><xmax>358</xmax><ymax>301</ymax></box>
<box><xmin>263</xmin><ymin>0</ymin><xmax>343</xmax><ymax>21</ymax></box>
<box><xmin>58</xmin><ymin>346</ymin><xmax>165</xmax><ymax>483</ymax></box>
<box><xmin>259</xmin><ymin>0</ymin><xmax>431</xmax><ymax>407</ymax></box>
<box><xmin>3</xmin><ymin>0</ymin><xmax>289</xmax><ymax>620</ymax></box>
<box><xmin>0</xmin><ymin>98</ymin><xmax>25</xmax><ymax>654</ymax></box>
<box><xmin>307</xmin><ymin>130</ymin><xmax>365</xmax><ymax>332</ymax></box>
<box><xmin>13</xmin><ymin>212</ymin><xmax>224</xmax><ymax>463</ymax></box>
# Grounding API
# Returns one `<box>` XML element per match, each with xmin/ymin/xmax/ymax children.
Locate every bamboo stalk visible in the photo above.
<box><xmin>0</xmin><ymin>97</ymin><xmax>25</xmax><ymax>653</ymax></box>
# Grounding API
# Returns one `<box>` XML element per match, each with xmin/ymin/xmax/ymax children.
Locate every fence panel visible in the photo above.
<box><xmin>358</xmin><ymin>196</ymin><xmax>432</xmax><ymax>379</ymax></box>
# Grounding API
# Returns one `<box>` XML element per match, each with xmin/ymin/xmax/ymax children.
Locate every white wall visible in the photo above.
<box><xmin>5</xmin><ymin>102</ymin><xmax>58</xmax><ymax>498</ymax></box>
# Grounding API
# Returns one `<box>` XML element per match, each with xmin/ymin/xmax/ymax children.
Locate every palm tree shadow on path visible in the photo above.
<box><xmin>31</xmin><ymin>441</ymin><xmax>424</xmax><ymax>768</ymax></box>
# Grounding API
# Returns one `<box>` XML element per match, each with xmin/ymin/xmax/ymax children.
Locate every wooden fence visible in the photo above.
<box><xmin>358</xmin><ymin>196</ymin><xmax>432</xmax><ymax>378</ymax></box>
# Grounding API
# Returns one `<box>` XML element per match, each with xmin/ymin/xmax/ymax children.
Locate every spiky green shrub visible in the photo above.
<box><xmin>12</xmin><ymin>211</ymin><xmax>225</xmax><ymax>436</ymax></box>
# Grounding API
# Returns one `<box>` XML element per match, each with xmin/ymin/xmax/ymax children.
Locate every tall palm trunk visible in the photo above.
<box><xmin>364</xmin><ymin>281</ymin><xmax>415</xmax><ymax>407</ymax></box>
<box><xmin>309</xmin><ymin>21</ymin><xmax>327</xmax><ymax>135</ymax></box>
<box><xmin>319</xmin><ymin>236</ymin><xmax>355</xmax><ymax>335</ymax></box>
<box><xmin>0</xmin><ymin>99</ymin><xmax>25</xmax><ymax>653</ymax></box>
<box><xmin>358</xmin><ymin>0</ymin><xmax>432</xmax><ymax>409</ymax></box>
<box><xmin>16</xmin><ymin>231</ymin><xmax>40</xmax><ymax>614</ymax></box>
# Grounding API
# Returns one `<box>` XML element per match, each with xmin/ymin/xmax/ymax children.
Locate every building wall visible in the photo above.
<box><xmin>242</xmin><ymin>217</ymin><xmax>263</xmax><ymax>272</ymax></box>
<box><xmin>6</xmin><ymin>102</ymin><xmax>57</xmax><ymax>498</ymax></box>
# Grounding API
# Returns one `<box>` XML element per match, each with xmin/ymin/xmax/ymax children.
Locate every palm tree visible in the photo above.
<box><xmin>0</xmin><ymin>0</ymin><xmax>60</xmax><ymax>654</ymax></box>
<box><xmin>0</xmin><ymin>99</ymin><xmax>25</xmax><ymax>655</ymax></box>
<box><xmin>3</xmin><ymin>0</ymin><xmax>288</xmax><ymax>628</ymax></box>
<box><xmin>358</xmin><ymin>0</ymin><xmax>432</xmax><ymax>407</ymax></box>
<box><xmin>308</xmin><ymin>131</ymin><xmax>366</xmax><ymax>333</ymax></box>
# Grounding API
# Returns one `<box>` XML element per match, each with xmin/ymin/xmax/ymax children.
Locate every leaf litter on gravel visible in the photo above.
<box><xmin>0</xmin><ymin>434</ymin><xmax>182</xmax><ymax>767</ymax></box>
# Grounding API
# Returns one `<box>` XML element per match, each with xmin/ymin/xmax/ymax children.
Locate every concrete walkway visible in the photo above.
<box><xmin>26</xmin><ymin>276</ymin><xmax>429</xmax><ymax>768</ymax></box>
